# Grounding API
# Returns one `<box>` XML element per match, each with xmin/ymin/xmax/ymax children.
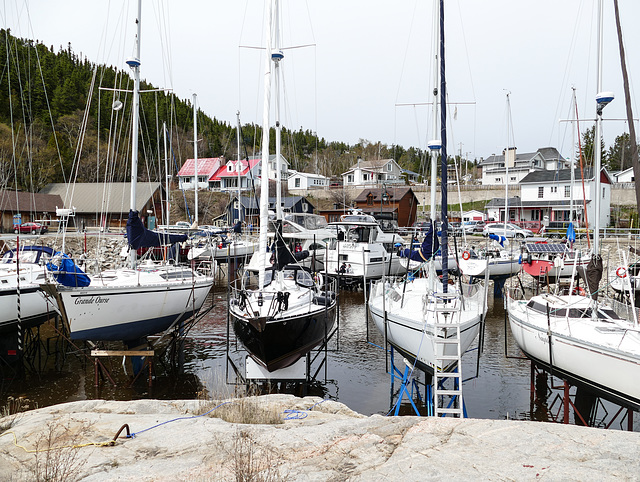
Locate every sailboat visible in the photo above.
<box><xmin>45</xmin><ymin>0</ymin><xmax>214</xmax><ymax>343</ymax></box>
<box><xmin>368</xmin><ymin>0</ymin><xmax>485</xmax><ymax>378</ymax></box>
<box><xmin>507</xmin><ymin>0</ymin><xmax>640</xmax><ymax>410</ymax></box>
<box><xmin>229</xmin><ymin>0</ymin><xmax>337</xmax><ymax>372</ymax></box>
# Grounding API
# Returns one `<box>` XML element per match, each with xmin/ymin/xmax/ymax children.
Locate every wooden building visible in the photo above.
<box><xmin>0</xmin><ymin>190</ymin><xmax>62</xmax><ymax>233</ymax></box>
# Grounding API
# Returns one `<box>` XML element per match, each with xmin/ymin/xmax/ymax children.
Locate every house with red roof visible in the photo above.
<box><xmin>178</xmin><ymin>158</ymin><xmax>222</xmax><ymax>190</ymax></box>
<box><xmin>209</xmin><ymin>157</ymin><xmax>261</xmax><ymax>192</ymax></box>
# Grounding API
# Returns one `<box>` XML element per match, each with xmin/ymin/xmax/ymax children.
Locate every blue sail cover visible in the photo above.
<box><xmin>126</xmin><ymin>210</ymin><xmax>187</xmax><ymax>249</ymax></box>
<box><xmin>46</xmin><ymin>253</ymin><xmax>91</xmax><ymax>287</ymax></box>
<box><xmin>488</xmin><ymin>233</ymin><xmax>506</xmax><ymax>247</ymax></box>
<box><xmin>399</xmin><ymin>221</ymin><xmax>440</xmax><ymax>262</ymax></box>
<box><xmin>566</xmin><ymin>222</ymin><xmax>576</xmax><ymax>243</ymax></box>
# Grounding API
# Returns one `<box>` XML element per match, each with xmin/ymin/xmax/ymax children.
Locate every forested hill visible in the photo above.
<box><xmin>0</xmin><ymin>29</ymin><xmax>426</xmax><ymax>193</ymax></box>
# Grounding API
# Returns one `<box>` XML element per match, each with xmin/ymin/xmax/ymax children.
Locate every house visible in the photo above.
<box><xmin>480</xmin><ymin>147</ymin><xmax>569</xmax><ymax>186</ymax></box>
<box><xmin>341</xmin><ymin>158</ymin><xmax>404</xmax><ymax>187</ymax></box>
<box><xmin>462</xmin><ymin>210</ymin><xmax>484</xmax><ymax>222</ymax></box>
<box><xmin>352</xmin><ymin>186</ymin><xmax>419</xmax><ymax>228</ymax></box>
<box><xmin>216</xmin><ymin>195</ymin><xmax>316</xmax><ymax>227</ymax></box>
<box><xmin>40</xmin><ymin>182</ymin><xmax>165</xmax><ymax>231</ymax></box>
<box><xmin>209</xmin><ymin>157</ymin><xmax>260</xmax><ymax>192</ymax></box>
<box><xmin>288</xmin><ymin>170</ymin><xmax>329</xmax><ymax>190</ymax></box>
<box><xmin>208</xmin><ymin>155</ymin><xmax>288</xmax><ymax>192</ymax></box>
<box><xmin>485</xmin><ymin>167</ymin><xmax>612</xmax><ymax>229</ymax></box>
<box><xmin>178</xmin><ymin>158</ymin><xmax>222</xmax><ymax>190</ymax></box>
<box><xmin>0</xmin><ymin>190</ymin><xmax>63</xmax><ymax>233</ymax></box>
<box><xmin>613</xmin><ymin>166</ymin><xmax>635</xmax><ymax>183</ymax></box>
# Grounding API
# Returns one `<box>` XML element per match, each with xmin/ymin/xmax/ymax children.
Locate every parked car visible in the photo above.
<box><xmin>542</xmin><ymin>221</ymin><xmax>592</xmax><ymax>239</ymax></box>
<box><xmin>472</xmin><ymin>221</ymin><xmax>487</xmax><ymax>233</ymax></box>
<box><xmin>483</xmin><ymin>222</ymin><xmax>533</xmax><ymax>239</ymax></box>
<box><xmin>14</xmin><ymin>222</ymin><xmax>48</xmax><ymax>235</ymax></box>
<box><xmin>462</xmin><ymin>220</ymin><xmax>481</xmax><ymax>234</ymax></box>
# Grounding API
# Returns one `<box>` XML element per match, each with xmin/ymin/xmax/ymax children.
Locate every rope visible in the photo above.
<box><xmin>283</xmin><ymin>399</ymin><xmax>329</xmax><ymax>420</ymax></box>
<box><xmin>0</xmin><ymin>431</ymin><xmax>114</xmax><ymax>454</ymax></box>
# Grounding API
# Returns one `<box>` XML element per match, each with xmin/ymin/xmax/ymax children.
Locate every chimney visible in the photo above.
<box><xmin>504</xmin><ymin>147</ymin><xmax>516</xmax><ymax>168</ymax></box>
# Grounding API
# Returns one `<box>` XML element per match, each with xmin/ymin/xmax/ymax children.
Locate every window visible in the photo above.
<box><xmin>363</xmin><ymin>173</ymin><xmax>369</xmax><ymax>181</ymax></box>
<box><xmin>564</xmin><ymin>186</ymin><xmax>570</xmax><ymax>197</ymax></box>
<box><xmin>603</xmin><ymin>187</ymin><xmax>605</xmax><ymax>198</ymax></box>
<box><xmin>495</xmin><ymin>178</ymin><xmax>501</xmax><ymax>183</ymax></box>
<box><xmin>510</xmin><ymin>176</ymin><xmax>516</xmax><ymax>182</ymax></box>
<box><xmin>347</xmin><ymin>174</ymin><xmax>353</xmax><ymax>183</ymax></box>
<box><xmin>367</xmin><ymin>194</ymin><xmax>374</xmax><ymax>206</ymax></box>
<box><xmin>386</xmin><ymin>163</ymin><xmax>392</xmax><ymax>172</ymax></box>
<box><xmin>538</xmin><ymin>186</ymin><xmax>544</xmax><ymax>198</ymax></box>
<box><xmin>295</xmin><ymin>178</ymin><xmax>300</xmax><ymax>188</ymax></box>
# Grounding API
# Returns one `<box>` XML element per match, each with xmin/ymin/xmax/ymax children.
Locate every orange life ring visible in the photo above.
<box><xmin>572</xmin><ymin>286</ymin><xmax>586</xmax><ymax>296</ymax></box>
<box><xmin>462</xmin><ymin>250</ymin><xmax>471</xmax><ymax>260</ymax></box>
<box><xmin>616</xmin><ymin>266</ymin><xmax>627</xmax><ymax>278</ymax></box>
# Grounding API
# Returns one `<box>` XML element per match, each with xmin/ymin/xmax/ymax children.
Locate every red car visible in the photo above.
<box><xmin>13</xmin><ymin>222</ymin><xmax>48</xmax><ymax>234</ymax></box>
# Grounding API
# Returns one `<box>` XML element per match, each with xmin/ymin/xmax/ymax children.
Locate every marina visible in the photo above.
<box><xmin>1</xmin><ymin>267</ymin><xmax>638</xmax><ymax>431</ymax></box>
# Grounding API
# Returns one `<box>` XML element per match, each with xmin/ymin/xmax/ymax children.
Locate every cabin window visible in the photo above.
<box><xmin>538</xmin><ymin>186</ymin><xmax>544</xmax><ymax>198</ymax></box>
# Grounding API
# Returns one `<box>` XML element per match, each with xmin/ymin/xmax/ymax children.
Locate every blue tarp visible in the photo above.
<box><xmin>46</xmin><ymin>254</ymin><xmax>91</xmax><ymax>287</ymax></box>
<box><xmin>126</xmin><ymin>210</ymin><xmax>187</xmax><ymax>249</ymax></box>
<box><xmin>399</xmin><ymin>221</ymin><xmax>439</xmax><ymax>262</ymax></box>
<box><xmin>566</xmin><ymin>222</ymin><xmax>576</xmax><ymax>243</ymax></box>
<box><xmin>488</xmin><ymin>233</ymin><xmax>507</xmax><ymax>247</ymax></box>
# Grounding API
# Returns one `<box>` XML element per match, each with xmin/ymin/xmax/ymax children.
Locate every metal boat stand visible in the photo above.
<box><xmin>530</xmin><ymin>361</ymin><xmax>636</xmax><ymax>431</ymax></box>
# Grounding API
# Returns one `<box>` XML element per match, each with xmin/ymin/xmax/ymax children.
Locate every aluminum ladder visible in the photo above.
<box><xmin>432</xmin><ymin>295</ymin><xmax>464</xmax><ymax>418</ymax></box>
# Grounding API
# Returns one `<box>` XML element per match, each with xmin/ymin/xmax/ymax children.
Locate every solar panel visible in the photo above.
<box><xmin>525</xmin><ymin>243</ymin><xmax>568</xmax><ymax>254</ymax></box>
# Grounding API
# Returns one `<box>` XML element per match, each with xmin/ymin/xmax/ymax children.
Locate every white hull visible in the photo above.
<box><xmin>459</xmin><ymin>252</ymin><xmax>520</xmax><ymax>278</ymax></box>
<box><xmin>325</xmin><ymin>244</ymin><xmax>405</xmax><ymax>280</ymax></box>
<box><xmin>0</xmin><ymin>264</ymin><xmax>58</xmax><ymax>331</ymax></box>
<box><xmin>55</xmin><ymin>265</ymin><xmax>213</xmax><ymax>341</ymax></box>
<box><xmin>188</xmin><ymin>239</ymin><xmax>257</xmax><ymax>261</ymax></box>
<box><xmin>507</xmin><ymin>293</ymin><xmax>640</xmax><ymax>408</ymax></box>
<box><xmin>368</xmin><ymin>277</ymin><xmax>484</xmax><ymax>373</ymax></box>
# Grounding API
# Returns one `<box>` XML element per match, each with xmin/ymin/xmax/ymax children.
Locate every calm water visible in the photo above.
<box><xmin>2</xmin><ymin>280</ymin><xmax>638</xmax><ymax>430</ymax></box>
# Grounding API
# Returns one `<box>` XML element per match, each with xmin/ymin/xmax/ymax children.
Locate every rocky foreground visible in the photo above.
<box><xmin>0</xmin><ymin>395</ymin><xmax>638</xmax><ymax>481</ymax></box>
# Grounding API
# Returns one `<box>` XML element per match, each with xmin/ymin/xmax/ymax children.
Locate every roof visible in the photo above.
<box><xmin>354</xmin><ymin>186</ymin><xmax>416</xmax><ymax>202</ymax></box>
<box><xmin>236</xmin><ymin>195</ymin><xmax>312</xmax><ymax>211</ymax></box>
<box><xmin>0</xmin><ymin>190</ymin><xmax>63</xmax><ymax>214</ymax></box>
<box><xmin>178</xmin><ymin>158</ymin><xmax>222</xmax><ymax>177</ymax></box>
<box><xmin>211</xmin><ymin>157</ymin><xmax>261</xmax><ymax>180</ymax></box>
<box><xmin>289</xmin><ymin>171</ymin><xmax>328</xmax><ymax>180</ymax></box>
<box><xmin>519</xmin><ymin>167</ymin><xmax>596</xmax><ymax>184</ymax></box>
<box><xmin>40</xmin><ymin>183</ymin><xmax>162</xmax><ymax>214</ymax></box>
<box><xmin>481</xmin><ymin>147</ymin><xmax>564</xmax><ymax>166</ymax></box>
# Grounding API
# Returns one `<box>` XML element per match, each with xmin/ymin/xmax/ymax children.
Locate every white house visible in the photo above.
<box><xmin>462</xmin><ymin>210</ymin><xmax>485</xmax><ymax>222</ymax></box>
<box><xmin>613</xmin><ymin>166</ymin><xmax>636</xmax><ymax>183</ymax></box>
<box><xmin>287</xmin><ymin>170</ymin><xmax>329</xmax><ymax>190</ymax></box>
<box><xmin>342</xmin><ymin>158</ymin><xmax>404</xmax><ymax>187</ymax></box>
<box><xmin>485</xmin><ymin>167</ymin><xmax>612</xmax><ymax>228</ymax></box>
<box><xmin>178</xmin><ymin>158</ymin><xmax>222</xmax><ymax>190</ymax></box>
<box><xmin>480</xmin><ymin>147</ymin><xmax>569</xmax><ymax>186</ymax></box>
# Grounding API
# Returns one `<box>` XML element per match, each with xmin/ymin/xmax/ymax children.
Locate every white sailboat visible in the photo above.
<box><xmin>368</xmin><ymin>0</ymin><xmax>485</xmax><ymax>379</ymax></box>
<box><xmin>507</xmin><ymin>0</ymin><xmax>640</xmax><ymax>410</ymax></box>
<box><xmin>229</xmin><ymin>0</ymin><xmax>337</xmax><ymax>372</ymax></box>
<box><xmin>45</xmin><ymin>0</ymin><xmax>213</xmax><ymax>343</ymax></box>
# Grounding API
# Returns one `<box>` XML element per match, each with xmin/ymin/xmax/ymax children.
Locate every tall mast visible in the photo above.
<box><xmin>127</xmin><ymin>0</ymin><xmax>142</xmax><ymax>268</ymax></box>
<box><xmin>193</xmin><ymin>93</ymin><xmax>199</xmax><ymax>226</ymax></box>
<box><xmin>427</xmin><ymin>0</ymin><xmax>440</xmax><ymax>224</ymax></box>
<box><xmin>504</xmin><ymin>92</ymin><xmax>511</xmax><ymax>236</ymax></box>
<box><xmin>236</xmin><ymin>111</ymin><xmax>242</xmax><ymax>223</ymax></box>
<box><xmin>258</xmin><ymin>0</ymin><xmax>274</xmax><ymax>290</ymax></box>
<box><xmin>163</xmin><ymin>121</ymin><xmax>169</xmax><ymax>226</ymax></box>
<box><xmin>593</xmin><ymin>0</ymin><xmax>603</xmax><ymax>256</ymax></box>
<box><xmin>273</xmin><ymin>0</ymin><xmax>284</xmax><ymax>220</ymax></box>
<box><xmin>439</xmin><ymin>0</ymin><xmax>449</xmax><ymax>290</ymax></box>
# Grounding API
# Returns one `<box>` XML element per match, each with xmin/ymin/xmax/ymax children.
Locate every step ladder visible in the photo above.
<box><xmin>432</xmin><ymin>299</ymin><xmax>464</xmax><ymax>418</ymax></box>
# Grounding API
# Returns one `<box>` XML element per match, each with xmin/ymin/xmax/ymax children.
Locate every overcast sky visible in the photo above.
<box><xmin>4</xmin><ymin>0</ymin><xmax>640</xmax><ymax>164</ymax></box>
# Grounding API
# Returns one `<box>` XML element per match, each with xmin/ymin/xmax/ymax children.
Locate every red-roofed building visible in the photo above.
<box><xmin>209</xmin><ymin>157</ymin><xmax>262</xmax><ymax>192</ymax></box>
<box><xmin>178</xmin><ymin>158</ymin><xmax>222</xmax><ymax>190</ymax></box>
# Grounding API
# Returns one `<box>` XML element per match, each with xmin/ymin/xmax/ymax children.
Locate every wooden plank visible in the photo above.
<box><xmin>91</xmin><ymin>350</ymin><xmax>154</xmax><ymax>357</ymax></box>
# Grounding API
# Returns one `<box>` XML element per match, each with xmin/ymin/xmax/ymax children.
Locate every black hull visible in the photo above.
<box><xmin>233</xmin><ymin>304</ymin><xmax>337</xmax><ymax>372</ymax></box>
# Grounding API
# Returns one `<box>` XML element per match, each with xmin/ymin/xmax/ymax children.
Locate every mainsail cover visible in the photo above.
<box><xmin>271</xmin><ymin>220</ymin><xmax>308</xmax><ymax>270</ymax></box>
<box><xmin>399</xmin><ymin>221</ymin><xmax>439</xmax><ymax>262</ymax></box>
<box><xmin>126</xmin><ymin>210</ymin><xmax>187</xmax><ymax>249</ymax></box>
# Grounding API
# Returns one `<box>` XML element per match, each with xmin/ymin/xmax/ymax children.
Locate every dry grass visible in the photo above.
<box><xmin>31</xmin><ymin>420</ymin><xmax>90</xmax><ymax>482</ymax></box>
<box><xmin>0</xmin><ymin>397</ymin><xmax>35</xmax><ymax>433</ymax></box>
